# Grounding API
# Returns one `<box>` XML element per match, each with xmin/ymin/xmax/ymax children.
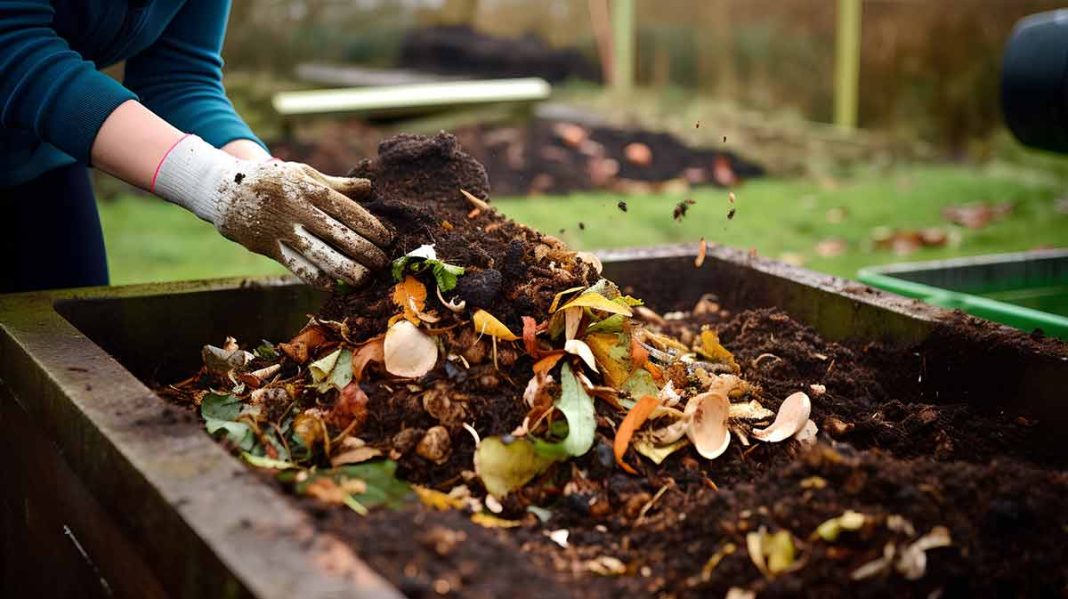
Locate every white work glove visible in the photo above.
<box><xmin>153</xmin><ymin>135</ymin><xmax>391</xmax><ymax>289</ymax></box>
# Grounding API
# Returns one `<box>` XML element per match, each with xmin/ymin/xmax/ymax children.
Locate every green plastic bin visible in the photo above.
<box><xmin>858</xmin><ymin>249</ymin><xmax>1068</xmax><ymax>340</ymax></box>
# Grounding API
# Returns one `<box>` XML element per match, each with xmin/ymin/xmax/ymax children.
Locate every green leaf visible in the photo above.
<box><xmin>201</xmin><ymin>393</ymin><xmax>242</xmax><ymax>421</ymax></box>
<box><xmin>332</xmin><ymin>461</ymin><xmax>412</xmax><ymax>509</ymax></box>
<box><xmin>621</xmin><ymin>369</ymin><xmax>659</xmax><ymax>409</ymax></box>
<box><xmin>253</xmin><ymin>341</ymin><xmax>278</xmax><ymax>360</ymax></box>
<box><xmin>555</xmin><ymin>363</ymin><xmax>596</xmax><ymax>456</ymax></box>
<box><xmin>475</xmin><ymin>436</ymin><xmax>559</xmax><ymax>497</ymax></box>
<box><xmin>586</xmin><ymin>313</ymin><xmax>627</xmax><ymax>334</ymax></box>
<box><xmin>205</xmin><ymin>419</ymin><xmax>256</xmax><ymax>451</ymax></box>
<box><xmin>242</xmin><ymin>452</ymin><xmax>299</xmax><ymax>470</ymax></box>
<box><xmin>310</xmin><ymin>349</ymin><xmax>341</xmax><ymax>384</ymax></box>
<box><xmin>431</xmin><ymin>262</ymin><xmax>465</xmax><ymax>292</ymax></box>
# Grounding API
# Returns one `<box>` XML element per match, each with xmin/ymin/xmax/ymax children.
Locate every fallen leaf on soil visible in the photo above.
<box><xmin>201</xmin><ymin>342</ymin><xmax>254</xmax><ymax>374</ymax></box>
<box><xmin>474</xmin><ymin>436</ymin><xmax>557</xmax><ymax>497</ymax></box>
<box><xmin>521</xmin><ymin>316</ymin><xmax>539</xmax><ymax>356</ymax></box>
<box><xmin>331</xmin><ymin>438</ymin><xmax>382</xmax><ymax>466</ymax></box>
<box><xmin>392</xmin><ymin>276</ymin><xmax>428</xmax><ymax>325</ymax></box>
<box><xmin>897</xmin><ymin>526</ymin><xmax>952</xmax><ymax>580</ymax></box>
<box><xmin>696</xmin><ymin>330</ymin><xmax>739</xmax><ymax>372</ymax></box>
<box><xmin>559</xmin><ymin>291</ymin><xmax>634</xmax><ymax>316</ymax></box>
<box><xmin>470</xmin><ymin>512</ymin><xmax>521</xmax><ymax>528</ymax></box>
<box><xmin>563</xmin><ymin>306</ymin><xmax>582</xmax><ymax>340</ymax></box>
<box><xmin>548</xmin><ymin>286</ymin><xmax>585</xmax><ymax>313</ymax></box>
<box><xmin>242</xmin><ymin>452</ymin><xmax>299</xmax><ymax>470</ymax></box>
<box><xmin>695</xmin><ymin>238</ymin><xmax>708</xmax><ymax>268</ymax></box>
<box><xmin>614</xmin><ymin>394</ymin><xmax>660</xmax><ymax>474</ymax></box>
<box><xmin>746</xmin><ymin>527</ymin><xmax>798</xmax><ymax>577</ymax></box>
<box><xmin>586</xmin><ymin>556</ymin><xmax>627</xmax><ymax>576</ymax></box>
<box><xmin>472</xmin><ymin>309</ymin><xmax>519</xmax><ymax>341</ymax></box>
<box><xmin>278</xmin><ymin>324</ymin><xmax>328</xmax><ymax>364</ymax></box>
<box><xmin>585</xmin><ymin>332</ymin><xmax>631</xmax><ymax>388</ymax></box>
<box><xmin>555</xmin><ymin>363</ymin><xmax>597</xmax><ymax>456</ymax></box>
<box><xmin>633</xmin><ymin>435</ymin><xmax>689</xmax><ymax>465</ymax></box>
<box><xmin>699</xmin><ymin>542</ymin><xmax>738</xmax><ymax>582</ymax></box>
<box><xmin>351</xmin><ymin>337</ymin><xmax>384</xmax><ymax>382</ymax></box>
<box><xmin>413</xmin><ymin>486</ymin><xmax>468</xmax><ymax>511</ymax></box>
<box><xmin>312</xmin><ymin>348</ymin><xmax>354</xmax><ymax>392</ymax></box>
<box><xmin>814</xmin><ymin>510</ymin><xmax>867</xmax><ymax>542</ymax></box>
<box><xmin>752</xmin><ymin>392</ymin><xmax>812</xmax><ymax>443</ymax></box>
<box><xmin>621</xmin><ymin>369</ymin><xmax>659</xmax><ymax>409</ymax></box>
<box><xmin>383</xmin><ymin>321</ymin><xmax>438</xmax><ymax>378</ymax></box>
<box><xmin>532</xmin><ymin>352</ymin><xmax>565</xmax><ymax>375</ymax></box>
<box><xmin>564</xmin><ymin>339</ymin><xmax>599</xmax><ymax>372</ymax></box>
<box><xmin>460</xmin><ymin>188</ymin><xmax>491</xmax><ymax>210</ymax></box>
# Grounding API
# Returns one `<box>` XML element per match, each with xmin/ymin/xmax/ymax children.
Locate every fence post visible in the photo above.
<box><xmin>834</xmin><ymin>0</ymin><xmax>862</xmax><ymax>129</ymax></box>
<box><xmin>611</xmin><ymin>0</ymin><xmax>636</xmax><ymax>91</ymax></box>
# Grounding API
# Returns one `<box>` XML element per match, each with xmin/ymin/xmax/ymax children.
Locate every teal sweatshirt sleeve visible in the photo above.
<box><xmin>0</xmin><ymin>0</ymin><xmax>138</xmax><ymax>163</ymax></box>
<box><xmin>125</xmin><ymin>0</ymin><xmax>267</xmax><ymax>152</ymax></box>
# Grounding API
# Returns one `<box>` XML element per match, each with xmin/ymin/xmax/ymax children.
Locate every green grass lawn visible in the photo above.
<box><xmin>98</xmin><ymin>163</ymin><xmax>1068</xmax><ymax>285</ymax></box>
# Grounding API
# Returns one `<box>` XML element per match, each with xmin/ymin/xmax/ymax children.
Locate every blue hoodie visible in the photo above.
<box><xmin>0</xmin><ymin>0</ymin><xmax>264</xmax><ymax>187</ymax></box>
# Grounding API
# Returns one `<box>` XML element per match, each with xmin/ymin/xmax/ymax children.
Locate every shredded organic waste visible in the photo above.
<box><xmin>161</xmin><ymin>133</ymin><xmax>1067</xmax><ymax>598</ymax></box>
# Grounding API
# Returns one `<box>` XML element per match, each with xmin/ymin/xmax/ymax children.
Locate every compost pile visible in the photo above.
<box><xmin>164</xmin><ymin>133</ymin><xmax>1067</xmax><ymax>598</ymax></box>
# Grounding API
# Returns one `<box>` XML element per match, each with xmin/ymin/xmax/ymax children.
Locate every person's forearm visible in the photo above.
<box><xmin>90</xmin><ymin>100</ymin><xmax>185</xmax><ymax>190</ymax></box>
<box><xmin>222</xmin><ymin>138</ymin><xmax>271</xmax><ymax>162</ymax></box>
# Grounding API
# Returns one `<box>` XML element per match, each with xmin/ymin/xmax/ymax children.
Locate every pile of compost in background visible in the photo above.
<box><xmin>272</xmin><ymin>118</ymin><xmax>763</xmax><ymax>197</ymax></box>
<box><xmin>167</xmin><ymin>133</ymin><xmax>1065</xmax><ymax>598</ymax></box>
<box><xmin>398</xmin><ymin>25</ymin><xmax>601</xmax><ymax>84</ymax></box>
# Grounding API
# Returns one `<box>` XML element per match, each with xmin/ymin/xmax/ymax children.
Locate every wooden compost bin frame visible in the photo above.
<box><xmin>1</xmin><ymin>245</ymin><xmax>1064</xmax><ymax>598</ymax></box>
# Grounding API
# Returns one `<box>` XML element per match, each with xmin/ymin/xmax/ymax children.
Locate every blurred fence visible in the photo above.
<box><xmin>223</xmin><ymin>0</ymin><xmax>1064</xmax><ymax>150</ymax></box>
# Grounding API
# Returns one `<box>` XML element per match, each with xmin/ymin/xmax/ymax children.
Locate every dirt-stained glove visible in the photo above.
<box><xmin>152</xmin><ymin>135</ymin><xmax>391</xmax><ymax>289</ymax></box>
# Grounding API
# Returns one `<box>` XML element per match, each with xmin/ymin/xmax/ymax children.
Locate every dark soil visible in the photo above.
<box><xmin>168</xmin><ymin>133</ymin><xmax>1066</xmax><ymax>598</ymax></box>
<box><xmin>272</xmin><ymin>118</ymin><xmax>763</xmax><ymax>196</ymax></box>
<box><xmin>399</xmin><ymin>25</ymin><xmax>601</xmax><ymax>84</ymax></box>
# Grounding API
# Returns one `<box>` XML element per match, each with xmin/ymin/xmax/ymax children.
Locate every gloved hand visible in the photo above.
<box><xmin>152</xmin><ymin>135</ymin><xmax>391</xmax><ymax>288</ymax></box>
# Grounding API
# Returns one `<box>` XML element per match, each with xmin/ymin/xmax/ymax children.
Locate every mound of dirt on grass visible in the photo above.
<box><xmin>399</xmin><ymin>25</ymin><xmax>601</xmax><ymax>83</ymax></box>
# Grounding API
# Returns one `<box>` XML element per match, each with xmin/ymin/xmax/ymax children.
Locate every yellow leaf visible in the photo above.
<box><xmin>559</xmin><ymin>292</ymin><xmax>634</xmax><ymax>316</ymax></box>
<box><xmin>548</xmin><ymin>286</ymin><xmax>586</xmax><ymax>313</ymax></box>
<box><xmin>585</xmin><ymin>332</ymin><xmax>632</xmax><ymax>389</ymax></box>
<box><xmin>413</xmin><ymin>486</ymin><xmax>467</xmax><ymax>511</ymax></box>
<box><xmin>391</xmin><ymin>276</ymin><xmax>427</xmax><ymax>325</ymax></box>
<box><xmin>470</xmin><ymin>512</ymin><xmax>522</xmax><ymax>528</ymax></box>
<box><xmin>697</xmin><ymin>330</ymin><xmax>739</xmax><ymax>372</ymax></box>
<box><xmin>472</xmin><ymin>309</ymin><xmax>519</xmax><ymax>341</ymax></box>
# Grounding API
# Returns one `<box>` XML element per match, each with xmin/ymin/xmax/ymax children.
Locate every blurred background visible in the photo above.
<box><xmin>100</xmin><ymin>0</ymin><xmax>1068</xmax><ymax>290</ymax></box>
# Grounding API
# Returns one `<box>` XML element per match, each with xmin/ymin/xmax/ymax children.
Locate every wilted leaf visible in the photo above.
<box><xmin>585</xmin><ymin>332</ymin><xmax>632</xmax><ymax>389</ymax></box>
<box><xmin>331</xmin><ymin>437</ymin><xmax>381</xmax><ymax>466</ymax></box>
<box><xmin>815</xmin><ymin>510</ymin><xmax>866</xmax><ymax>542</ymax></box>
<box><xmin>521</xmin><ymin>316</ymin><xmax>540</xmax><ymax>356</ymax></box>
<box><xmin>278</xmin><ymin>324</ymin><xmax>328</xmax><ymax>364</ymax></box>
<box><xmin>747</xmin><ymin>527</ymin><xmax>798</xmax><ymax>577</ymax></box>
<box><xmin>632</xmin><ymin>435</ymin><xmax>689</xmax><ymax>465</ymax></box>
<box><xmin>302</xmin><ymin>461</ymin><xmax>411</xmax><ymax>511</ymax></box>
<box><xmin>384</xmin><ymin>321</ymin><xmax>438</xmax><ymax>378</ymax></box>
<box><xmin>586</xmin><ymin>313</ymin><xmax>626</xmax><ymax>334</ymax></box>
<box><xmin>202</xmin><ymin>393</ymin><xmax>256</xmax><ymax>451</ymax></box>
<box><xmin>472</xmin><ymin>309</ymin><xmax>519</xmax><ymax>341</ymax></box>
<box><xmin>352</xmin><ymin>337</ymin><xmax>384</xmax><ymax>382</ymax></box>
<box><xmin>471</xmin><ymin>513</ymin><xmax>522</xmax><ymax>528</ymax></box>
<box><xmin>621</xmin><ymin>369</ymin><xmax>659</xmax><ymax>409</ymax></box>
<box><xmin>532</xmin><ymin>351</ymin><xmax>565</xmax><ymax>375</ymax></box>
<box><xmin>696</xmin><ymin>330</ymin><xmax>739</xmax><ymax>372</ymax></box>
<box><xmin>413</xmin><ymin>486</ymin><xmax>468</xmax><ymax>511</ymax></box>
<box><xmin>897</xmin><ymin>526</ymin><xmax>952</xmax><ymax>580</ymax></box>
<box><xmin>310</xmin><ymin>349</ymin><xmax>341</xmax><ymax>384</ymax></box>
<box><xmin>555</xmin><ymin>363</ymin><xmax>597</xmax><ymax>456</ymax></box>
<box><xmin>752</xmin><ymin>392</ymin><xmax>812</xmax><ymax>443</ymax></box>
<box><xmin>201</xmin><ymin>344</ymin><xmax>253</xmax><ymax>374</ymax></box>
<box><xmin>242</xmin><ymin>452</ymin><xmax>299</xmax><ymax>470</ymax></box>
<box><xmin>564</xmin><ymin>339</ymin><xmax>599</xmax><ymax>373</ymax></box>
<box><xmin>392</xmin><ymin>276</ymin><xmax>428</xmax><ymax>325</ymax></box>
<box><xmin>614</xmin><ymin>394</ymin><xmax>660</xmax><ymax>474</ymax></box>
<box><xmin>559</xmin><ymin>291</ymin><xmax>634</xmax><ymax>316</ymax></box>
<box><xmin>548</xmin><ymin>286</ymin><xmax>586</xmax><ymax>313</ymax></box>
<box><xmin>474</xmin><ymin>435</ymin><xmax>558</xmax><ymax>497</ymax></box>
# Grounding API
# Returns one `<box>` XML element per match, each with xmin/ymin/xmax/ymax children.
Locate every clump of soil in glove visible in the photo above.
<box><xmin>163</xmin><ymin>133</ymin><xmax>1066</xmax><ymax>598</ymax></box>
